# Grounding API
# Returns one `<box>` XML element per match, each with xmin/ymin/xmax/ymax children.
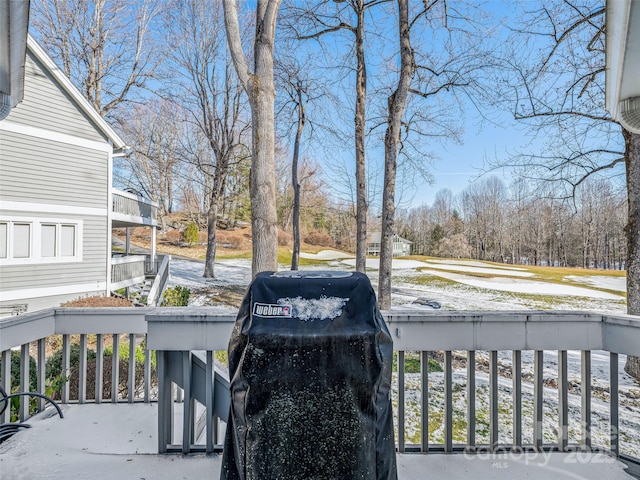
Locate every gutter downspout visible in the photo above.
<box><xmin>0</xmin><ymin>0</ymin><xmax>30</xmax><ymax>121</ymax></box>
<box><xmin>0</xmin><ymin>93</ymin><xmax>11</xmax><ymax>121</ymax></box>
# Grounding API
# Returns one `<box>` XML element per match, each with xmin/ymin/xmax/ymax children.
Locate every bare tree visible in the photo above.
<box><xmin>461</xmin><ymin>176</ymin><xmax>507</xmax><ymax>262</ymax></box>
<box><xmin>275</xmin><ymin>55</ymin><xmax>321</xmax><ymax>270</ymax></box>
<box><xmin>224</xmin><ymin>0</ymin><xmax>281</xmax><ymax>276</ymax></box>
<box><xmin>378</xmin><ymin>0</ymin><xmax>413</xmax><ymax>309</ymax></box>
<box><xmin>165</xmin><ymin>0</ymin><xmax>249</xmax><ymax>278</ymax></box>
<box><xmin>31</xmin><ymin>0</ymin><xmax>164</xmax><ymax>121</ymax></box>
<box><xmin>490</xmin><ymin>0</ymin><xmax>640</xmax><ymax>377</ymax></box>
<box><xmin>374</xmin><ymin>0</ymin><xmax>496</xmax><ymax>307</ymax></box>
<box><xmin>284</xmin><ymin>0</ymin><xmax>381</xmax><ymax>273</ymax></box>
<box><xmin>117</xmin><ymin>99</ymin><xmax>186</xmax><ymax>225</ymax></box>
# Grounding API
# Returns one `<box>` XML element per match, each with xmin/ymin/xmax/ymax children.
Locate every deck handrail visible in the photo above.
<box><xmin>145</xmin><ymin>255</ymin><xmax>171</xmax><ymax>306</ymax></box>
<box><xmin>112</xmin><ymin>189</ymin><xmax>158</xmax><ymax>222</ymax></box>
<box><xmin>2</xmin><ymin>308</ymin><xmax>640</xmax><ymax>470</ymax></box>
<box><xmin>110</xmin><ymin>256</ymin><xmax>146</xmax><ymax>289</ymax></box>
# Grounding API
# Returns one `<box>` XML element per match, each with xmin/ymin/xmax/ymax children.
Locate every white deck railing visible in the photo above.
<box><xmin>112</xmin><ymin>190</ymin><xmax>158</xmax><ymax>225</ymax></box>
<box><xmin>2</xmin><ymin>308</ymin><xmax>640</xmax><ymax>473</ymax></box>
<box><xmin>110</xmin><ymin>255</ymin><xmax>146</xmax><ymax>289</ymax></box>
<box><xmin>145</xmin><ymin>255</ymin><xmax>170</xmax><ymax>306</ymax></box>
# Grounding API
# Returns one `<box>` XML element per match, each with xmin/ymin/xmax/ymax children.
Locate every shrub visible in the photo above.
<box><xmin>8</xmin><ymin>351</ymin><xmax>37</xmax><ymax>392</ymax></box>
<box><xmin>104</xmin><ymin>342</ymin><xmax>154</xmax><ymax>366</ymax></box>
<box><xmin>61</xmin><ymin>295</ymin><xmax>133</xmax><ymax>307</ymax></box>
<box><xmin>183</xmin><ymin>222</ymin><xmax>200</xmax><ymax>246</ymax></box>
<box><xmin>130</xmin><ymin>227</ymin><xmax>149</xmax><ymax>239</ymax></box>
<box><xmin>162</xmin><ymin>286</ymin><xmax>190</xmax><ymax>306</ymax></box>
<box><xmin>392</xmin><ymin>352</ymin><xmax>442</xmax><ymax>373</ymax></box>
<box><xmin>46</xmin><ymin>341</ymin><xmax>156</xmax><ymax>402</ymax></box>
<box><xmin>46</xmin><ymin>343</ymin><xmax>97</xmax><ymax>381</ymax></box>
<box><xmin>165</xmin><ymin>229</ymin><xmax>182</xmax><ymax>245</ymax></box>
<box><xmin>304</xmin><ymin>231</ymin><xmax>334</xmax><ymax>247</ymax></box>
<box><xmin>227</xmin><ymin>234</ymin><xmax>245</xmax><ymax>249</ymax></box>
<box><xmin>217</xmin><ymin>230</ymin><xmax>245</xmax><ymax>249</ymax></box>
<box><xmin>278</xmin><ymin>230</ymin><xmax>291</xmax><ymax>246</ymax></box>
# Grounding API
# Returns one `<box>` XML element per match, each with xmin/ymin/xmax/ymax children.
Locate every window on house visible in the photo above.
<box><xmin>0</xmin><ymin>223</ymin><xmax>7</xmax><ymax>258</ymax></box>
<box><xmin>41</xmin><ymin>224</ymin><xmax>57</xmax><ymax>257</ymax></box>
<box><xmin>0</xmin><ymin>218</ymin><xmax>81</xmax><ymax>264</ymax></box>
<box><xmin>61</xmin><ymin>225</ymin><xmax>76</xmax><ymax>257</ymax></box>
<box><xmin>13</xmin><ymin>224</ymin><xmax>31</xmax><ymax>258</ymax></box>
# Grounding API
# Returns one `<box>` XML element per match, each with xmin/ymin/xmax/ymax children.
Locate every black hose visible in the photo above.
<box><xmin>0</xmin><ymin>385</ymin><xmax>63</xmax><ymax>444</ymax></box>
<box><xmin>0</xmin><ymin>423</ymin><xmax>31</xmax><ymax>443</ymax></box>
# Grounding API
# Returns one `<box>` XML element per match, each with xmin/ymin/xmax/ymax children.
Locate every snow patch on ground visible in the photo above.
<box><xmin>299</xmin><ymin>249</ymin><xmax>355</xmax><ymax>260</ymax></box>
<box><xmin>419</xmin><ymin>270</ymin><xmax>624</xmax><ymax>300</ymax></box>
<box><xmin>168</xmin><ymin>254</ymin><xmax>627</xmax><ymax>310</ymax></box>
<box><xmin>340</xmin><ymin>258</ymin><xmax>429</xmax><ymax>270</ymax></box>
<box><xmin>565</xmin><ymin>275</ymin><xmax>627</xmax><ymax>293</ymax></box>
<box><xmin>168</xmin><ymin>257</ymin><xmax>251</xmax><ymax>288</ymax></box>
<box><xmin>420</xmin><ymin>262</ymin><xmax>535</xmax><ymax>277</ymax></box>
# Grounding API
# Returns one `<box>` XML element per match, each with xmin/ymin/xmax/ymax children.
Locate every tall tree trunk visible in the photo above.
<box><xmin>354</xmin><ymin>0</ymin><xmax>368</xmax><ymax>273</ymax></box>
<box><xmin>224</xmin><ymin>0</ymin><xmax>280</xmax><ymax>277</ymax></box>
<box><xmin>204</xmin><ymin>167</ymin><xmax>226</xmax><ymax>278</ymax></box>
<box><xmin>291</xmin><ymin>85</ymin><xmax>305</xmax><ymax>271</ymax></box>
<box><xmin>625</xmin><ymin>130</ymin><xmax>640</xmax><ymax>379</ymax></box>
<box><xmin>378</xmin><ymin>0</ymin><xmax>412</xmax><ymax>309</ymax></box>
<box><xmin>166</xmin><ymin>169</ymin><xmax>174</xmax><ymax>214</ymax></box>
<box><xmin>204</xmin><ymin>197</ymin><xmax>218</xmax><ymax>278</ymax></box>
<box><xmin>249</xmin><ymin>81</ymin><xmax>279</xmax><ymax>276</ymax></box>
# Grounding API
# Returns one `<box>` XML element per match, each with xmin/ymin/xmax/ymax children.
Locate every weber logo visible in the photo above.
<box><xmin>253</xmin><ymin>303</ymin><xmax>292</xmax><ymax>318</ymax></box>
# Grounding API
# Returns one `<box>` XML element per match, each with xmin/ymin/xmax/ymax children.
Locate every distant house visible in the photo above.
<box><xmin>0</xmin><ymin>35</ymin><xmax>167</xmax><ymax>317</ymax></box>
<box><xmin>367</xmin><ymin>232</ymin><xmax>412</xmax><ymax>257</ymax></box>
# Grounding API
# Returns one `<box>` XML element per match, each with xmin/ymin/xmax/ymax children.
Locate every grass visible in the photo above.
<box><xmin>416</xmin><ymin>267</ymin><xmax>501</xmax><ymax>279</ymax></box>
<box><xmin>397</xmin><ymin>270</ymin><xmax>627</xmax><ymax>311</ymax></box>
<box><xmin>123</xmin><ymin>229</ymin><xmax>626</xmax><ymax>310</ymax></box>
<box><xmin>411</xmin><ymin>254</ymin><xmax>625</xmax><ymax>280</ymax></box>
<box><xmin>215</xmin><ymin>247</ymin><xmax>342</xmax><ymax>267</ymax></box>
<box><xmin>397</xmin><ymin>274</ymin><xmax>460</xmax><ymax>289</ymax></box>
<box><xmin>392</xmin><ymin>352</ymin><xmax>442</xmax><ymax>373</ymax></box>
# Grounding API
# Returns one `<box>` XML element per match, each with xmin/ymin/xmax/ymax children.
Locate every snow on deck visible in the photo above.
<box><xmin>0</xmin><ymin>404</ymin><xmax>635</xmax><ymax>480</ymax></box>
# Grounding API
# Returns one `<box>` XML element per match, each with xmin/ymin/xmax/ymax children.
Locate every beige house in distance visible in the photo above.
<box><xmin>367</xmin><ymin>231</ymin><xmax>412</xmax><ymax>257</ymax></box>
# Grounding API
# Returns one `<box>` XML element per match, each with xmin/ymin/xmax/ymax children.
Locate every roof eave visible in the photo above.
<box><xmin>606</xmin><ymin>0</ymin><xmax>640</xmax><ymax>134</ymax></box>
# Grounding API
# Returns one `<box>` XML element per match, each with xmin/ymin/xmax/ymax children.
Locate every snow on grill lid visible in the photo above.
<box><xmin>271</xmin><ymin>270</ymin><xmax>353</xmax><ymax>279</ymax></box>
<box><xmin>277</xmin><ymin>296</ymin><xmax>349</xmax><ymax>321</ymax></box>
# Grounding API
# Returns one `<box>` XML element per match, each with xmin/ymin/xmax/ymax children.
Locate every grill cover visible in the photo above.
<box><xmin>221</xmin><ymin>270</ymin><xmax>397</xmax><ymax>480</ymax></box>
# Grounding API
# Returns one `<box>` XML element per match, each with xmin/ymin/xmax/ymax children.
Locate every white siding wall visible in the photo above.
<box><xmin>5</xmin><ymin>52</ymin><xmax>107</xmax><ymax>142</ymax></box>
<box><xmin>0</xmin><ymin>45</ymin><xmax>111</xmax><ymax>314</ymax></box>
<box><xmin>0</xmin><ymin>131</ymin><xmax>108</xmax><ymax>208</ymax></box>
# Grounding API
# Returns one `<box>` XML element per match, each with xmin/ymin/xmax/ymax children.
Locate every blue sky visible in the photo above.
<box><xmin>412</xmin><ymin>112</ymin><xmax>530</xmax><ymax>206</ymax></box>
<box><xmin>284</xmin><ymin>0</ymin><xmax>624</xmax><ymax>211</ymax></box>
<box><xmin>280</xmin><ymin>0</ymin><xmax>531</xmax><ymax>210</ymax></box>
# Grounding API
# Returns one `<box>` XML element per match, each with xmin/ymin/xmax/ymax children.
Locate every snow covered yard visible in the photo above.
<box><xmin>170</xmin><ymin>250</ymin><xmax>627</xmax><ymax>312</ymax></box>
<box><xmin>166</xmin><ymin>251</ymin><xmax>639</xmax><ymax>465</ymax></box>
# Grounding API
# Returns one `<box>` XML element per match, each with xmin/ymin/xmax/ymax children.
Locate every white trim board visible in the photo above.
<box><xmin>0</xmin><ymin>120</ymin><xmax>114</xmax><ymax>153</ymax></box>
<box><xmin>0</xmin><ymin>281</ymin><xmax>108</xmax><ymax>302</ymax></box>
<box><xmin>0</xmin><ymin>200</ymin><xmax>107</xmax><ymax>217</ymax></box>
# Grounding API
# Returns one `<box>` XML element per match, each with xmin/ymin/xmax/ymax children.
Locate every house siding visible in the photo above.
<box><xmin>5</xmin><ymin>51</ymin><xmax>108</xmax><ymax>143</ymax></box>
<box><xmin>0</xmin><ymin>213</ymin><xmax>108</xmax><ymax>289</ymax></box>
<box><xmin>0</xmin><ymin>130</ymin><xmax>108</xmax><ymax>208</ymax></box>
<box><xmin>0</xmin><ymin>41</ymin><xmax>112</xmax><ymax>315</ymax></box>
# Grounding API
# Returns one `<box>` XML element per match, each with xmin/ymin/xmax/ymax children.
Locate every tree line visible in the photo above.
<box><xmin>397</xmin><ymin>176</ymin><xmax>627</xmax><ymax>270</ymax></box>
